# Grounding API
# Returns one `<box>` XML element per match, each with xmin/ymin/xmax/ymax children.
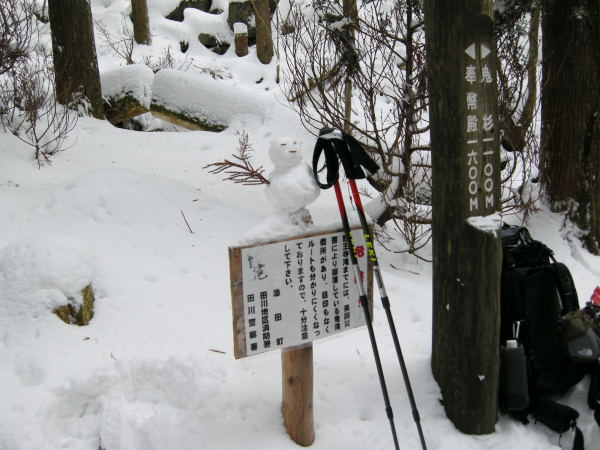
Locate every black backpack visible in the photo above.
<box><xmin>499</xmin><ymin>224</ymin><xmax>600</xmax><ymax>449</ymax></box>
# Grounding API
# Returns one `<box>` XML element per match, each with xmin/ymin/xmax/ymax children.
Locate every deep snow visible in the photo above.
<box><xmin>1</xmin><ymin>1</ymin><xmax>599</xmax><ymax>449</ymax></box>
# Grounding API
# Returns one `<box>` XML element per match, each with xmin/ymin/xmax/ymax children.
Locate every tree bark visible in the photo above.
<box><xmin>342</xmin><ymin>0</ymin><xmax>357</xmax><ymax>132</ymax></box>
<box><xmin>252</xmin><ymin>0</ymin><xmax>273</xmax><ymax>64</ymax></box>
<box><xmin>131</xmin><ymin>0</ymin><xmax>151</xmax><ymax>45</ymax></box>
<box><xmin>48</xmin><ymin>0</ymin><xmax>104</xmax><ymax>119</ymax></box>
<box><xmin>424</xmin><ymin>0</ymin><xmax>502</xmax><ymax>434</ymax></box>
<box><xmin>540</xmin><ymin>0</ymin><xmax>600</xmax><ymax>254</ymax></box>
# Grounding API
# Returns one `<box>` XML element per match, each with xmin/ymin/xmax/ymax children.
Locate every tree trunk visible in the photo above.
<box><xmin>424</xmin><ymin>0</ymin><xmax>502</xmax><ymax>434</ymax></box>
<box><xmin>48</xmin><ymin>0</ymin><xmax>104</xmax><ymax>119</ymax></box>
<box><xmin>131</xmin><ymin>0</ymin><xmax>151</xmax><ymax>45</ymax></box>
<box><xmin>342</xmin><ymin>0</ymin><xmax>357</xmax><ymax>132</ymax></box>
<box><xmin>540</xmin><ymin>0</ymin><xmax>600</xmax><ymax>254</ymax></box>
<box><xmin>252</xmin><ymin>0</ymin><xmax>273</xmax><ymax>64</ymax></box>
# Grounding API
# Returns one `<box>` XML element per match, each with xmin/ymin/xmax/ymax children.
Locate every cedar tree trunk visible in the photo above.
<box><xmin>131</xmin><ymin>0</ymin><xmax>151</xmax><ymax>45</ymax></box>
<box><xmin>540</xmin><ymin>0</ymin><xmax>600</xmax><ymax>254</ymax></box>
<box><xmin>342</xmin><ymin>0</ymin><xmax>357</xmax><ymax>131</ymax></box>
<box><xmin>48</xmin><ymin>0</ymin><xmax>104</xmax><ymax>119</ymax></box>
<box><xmin>252</xmin><ymin>0</ymin><xmax>273</xmax><ymax>64</ymax></box>
<box><xmin>424</xmin><ymin>0</ymin><xmax>502</xmax><ymax>434</ymax></box>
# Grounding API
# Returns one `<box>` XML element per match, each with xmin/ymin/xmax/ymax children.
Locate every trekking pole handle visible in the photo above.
<box><xmin>312</xmin><ymin>127</ymin><xmax>379</xmax><ymax>189</ymax></box>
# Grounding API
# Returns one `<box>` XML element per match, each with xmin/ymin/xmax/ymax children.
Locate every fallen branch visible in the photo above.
<box><xmin>180</xmin><ymin>209</ymin><xmax>194</xmax><ymax>234</ymax></box>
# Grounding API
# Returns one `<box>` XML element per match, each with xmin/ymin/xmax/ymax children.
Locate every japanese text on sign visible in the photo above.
<box><xmin>463</xmin><ymin>41</ymin><xmax>497</xmax><ymax>216</ymax></box>
<box><xmin>230</xmin><ymin>228</ymin><xmax>371</xmax><ymax>358</ymax></box>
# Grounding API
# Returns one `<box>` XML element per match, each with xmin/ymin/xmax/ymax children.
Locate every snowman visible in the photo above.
<box><xmin>265</xmin><ymin>138</ymin><xmax>320</xmax><ymax>226</ymax></box>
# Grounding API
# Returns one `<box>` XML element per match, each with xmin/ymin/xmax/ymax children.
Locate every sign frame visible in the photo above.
<box><xmin>229</xmin><ymin>226</ymin><xmax>374</xmax><ymax>359</ymax></box>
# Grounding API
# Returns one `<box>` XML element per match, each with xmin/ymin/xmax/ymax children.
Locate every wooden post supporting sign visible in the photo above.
<box><xmin>282</xmin><ymin>344</ymin><xmax>315</xmax><ymax>446</ymax></box>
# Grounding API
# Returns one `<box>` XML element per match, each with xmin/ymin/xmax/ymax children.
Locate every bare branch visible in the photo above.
<box><xmin>0</xmin><ymin>0</ymin><xmax>78</xmax><ymax>166</ymax></box>
<box><xmin>0</xmin><ymin>0</ymin><xmax>33</xmax><ymax>76</ymax></box>
<box><xmin>203</xmin><ymin>131</ymin><xmax>270</xmax><ymax>186</ymax></box>
<box><xmin>95</xmin><ymin>18</ymin><xmax>135</xmax><ymax>65</ymax></box>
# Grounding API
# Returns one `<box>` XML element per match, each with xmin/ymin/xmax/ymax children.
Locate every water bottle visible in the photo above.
<box><xmin>500</xmin><ymin>339</ymin><xmax>529</xmax><ymax>411</ymax></box>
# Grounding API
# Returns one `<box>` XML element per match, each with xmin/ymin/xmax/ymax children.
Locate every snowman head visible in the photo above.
<box><xmin>269</xmin><ymin>138</ymin><xmax>303</xmax><ymax>169</ymax></box>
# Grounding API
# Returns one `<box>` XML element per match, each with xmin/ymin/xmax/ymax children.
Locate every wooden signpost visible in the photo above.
<box><xmin>229</xmin><ymin>226</ymin><xmax>373</xmax><ymax>446</ymax></box>
<box><xmin>425</xmin><ymin>1</ymin><xmax>502</xmax><ymax>434</ymax></box>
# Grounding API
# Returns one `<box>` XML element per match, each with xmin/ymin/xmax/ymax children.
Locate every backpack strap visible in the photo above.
<box><xmin>573</xmin><ymin>427</ymin><xmax>584</xmax><ymax>450</ymax></box>
<box><xmin>530</xmin><ymin>395</ymin><xmax>584</xmax><ymax>450</ymax></box>
<box><xmin>552</xmin><ymin>262</ymin><xmax>580</xmax><ymax>313</ymax></box>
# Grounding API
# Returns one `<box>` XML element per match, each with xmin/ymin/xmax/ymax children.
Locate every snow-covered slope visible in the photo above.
<box><xmin>0</xmin><ymin>1</ymin><xmax>599</xmax><ymax>449</ymax></box>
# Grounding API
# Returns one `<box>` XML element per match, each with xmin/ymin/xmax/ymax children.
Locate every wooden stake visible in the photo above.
<box><xmin>282</xmin><ymin>344</ymin><xmax>315</xmax><ymax>446</ymax></box>
<box><xmin>234</xmin><ymin>22</ymin><xmax>249</xmax><ymax>57</ymax></box>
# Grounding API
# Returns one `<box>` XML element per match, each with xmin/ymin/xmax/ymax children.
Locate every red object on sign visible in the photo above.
<box><xmin>591</xmin><ymin>286</ymin><xmax>600</xmax><ymax>306</ymax></box>
<box><xmin>355</xmin><ymin>246</ymin><xmax>365</xmax><ymax>258</ymax></box>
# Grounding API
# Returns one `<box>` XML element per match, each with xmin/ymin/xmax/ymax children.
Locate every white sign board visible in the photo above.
<box><xmin>229</xmin><ymin>227</ymin><xmax>372</xmax><ymax>359</ymax></box>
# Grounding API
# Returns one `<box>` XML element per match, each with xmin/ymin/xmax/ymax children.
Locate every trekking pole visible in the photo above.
<box><xmin>347</xmin><ymin>178</ymin><xmax>427</xmax><ymax>450</ymax></box>
<box><xmin>314</xmin><ymin>129</ymin><xmax>400</xmax><ymax>450</ymax></box>
<box><xmin>314</xmin><ymin>127</ymin><xmax>426</xmax><ymax>450</ymax></box>
<box><xmin>333</xmin><ymin>180</ymin><xmax>400</xmax><ymax>450</ymax></box>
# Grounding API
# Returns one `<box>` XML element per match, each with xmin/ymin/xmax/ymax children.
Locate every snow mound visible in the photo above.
<box><xmin>0</xmin><ymin>234</ymin><xmax>96</xmax><ymax>316</ymax></box>
<box><xmin>101</xmin><ymin>64</ymin><xmax>155</xmax><ymax>109</ymax></box>
<box><xmin>238</xmin><ymin>212</ymin><xmax>318</xmax><ymax>245</ymax></box>
<box><xmin>41</xmin><ymin>168</ymin><xmax>185</xmax><ymax>226</ymax></box>
<box><xmin>184</xmin><ymin>7</ymin><xmax>232</xmax><ymax>44</ymax></box>
<box><xmin>49</xmin><ymin>357</ymin><xmax>225</xmax><ymax>450</ymax></box>
<box><xmin>151</xmin><ymin>68</ymin><xmax>272</xmax><ymax>129</ymax></box>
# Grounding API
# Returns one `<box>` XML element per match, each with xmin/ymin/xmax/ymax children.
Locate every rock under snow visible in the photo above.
<box><xmin>0</xmin><ymin>234</ymin><xmax>96</xmax><ymax>318</ymax></box>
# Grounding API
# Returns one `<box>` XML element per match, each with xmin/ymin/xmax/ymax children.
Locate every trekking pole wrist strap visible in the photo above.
<box><xmin>312</xmin><ymin>127</ymin><xmax>380</xmax><ymax>189</ymax></box>
<box><xmin>312</xmin><ymin>137</ymin><xmax>339</xmax><ymax>189</ymax></box>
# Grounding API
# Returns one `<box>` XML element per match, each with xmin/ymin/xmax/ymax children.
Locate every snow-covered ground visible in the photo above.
<box><xmin>1</xmin><ymin>1</ymin><xmax>599</xmax><ymax>449</ymax></box>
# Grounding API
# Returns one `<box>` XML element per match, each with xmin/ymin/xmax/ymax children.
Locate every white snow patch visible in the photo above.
<box><xmin>151</xmin><ymin>68</ymin><xmax>273</xmax><ymax>128</ymax></box>
<box><xmin>237</xmin><ymin>212</ymin><xmax>317</xmax><ymax>246</ymax></box>
<box><xmin>0</xmin><ymin>234</ymin><xmax>96</xmax><ymax>315</ymax></box>
<box><xmin>233</xmin><ymin>22</ymin><xmax>248</xmax><ymax>34</ymax></box>
<box><xmin>101</xmin><ymin>64</ymin><xmax>155</xmax><ymax>109</ymax></box>
<box><xmin>466</xmin><ymin>212</ymin><xmax>502</xmax><ymax>235</ymax></box>
<box><xmin>1</xmin><ymin>2</ymin><xmax>599</xmax><ymax>449</ymax></box>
